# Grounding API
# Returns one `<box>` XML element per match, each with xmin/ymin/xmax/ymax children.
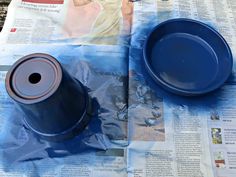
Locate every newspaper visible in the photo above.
<box><xmin>0</xmin><ymin>0</ymin><xmax>133</xmax><ymax>45</ymax></box>
<box><xmin>128</xmin><ymin>1</ymin><xmax>236</xmax><ymax>177</ymax></box>
<box><xmin>0</xmin><ymin>0</ymin><xmax>236</xmax><ymax>177</ymax></box>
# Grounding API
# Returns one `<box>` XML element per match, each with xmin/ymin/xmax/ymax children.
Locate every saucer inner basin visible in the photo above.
<box><xmin>150</xmin><ymin>32</ymin><xmax>219</xmax><ymax>91</ymax></box>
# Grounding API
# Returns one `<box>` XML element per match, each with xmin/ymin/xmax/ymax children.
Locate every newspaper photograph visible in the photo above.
<box><xmin>0</xmin><ymin>0</ymin><xmax>133</xmax><ymax>45</ymax></box>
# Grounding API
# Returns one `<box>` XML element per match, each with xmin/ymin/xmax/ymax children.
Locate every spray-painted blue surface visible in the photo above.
<box><xmin>0</xmin><ymin>45</ymin><xmax>128</xmax><ymax>176</ymax></box>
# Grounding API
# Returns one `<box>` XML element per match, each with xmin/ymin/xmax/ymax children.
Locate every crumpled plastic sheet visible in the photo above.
<box><xmin>0</xmin><ymin>45</ymin><xmax>128</xmax><ymax>173</ymax></box>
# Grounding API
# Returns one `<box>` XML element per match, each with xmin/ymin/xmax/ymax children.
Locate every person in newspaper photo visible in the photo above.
<box><xmin>211</xmin><ymin>128</ymin><xmax>223</xmax><ymax>144</ymax></box>
<box><xmin>63</xmin><ymin>0</ymin><xmax>133</xmax><ymax>44</ymax></box>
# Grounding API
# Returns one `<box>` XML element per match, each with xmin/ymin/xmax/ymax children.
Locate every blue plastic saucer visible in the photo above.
<box><xmin>143</xmin><ymin>18</ymin><xmax>233</xmax><ymax>96</ymax></box>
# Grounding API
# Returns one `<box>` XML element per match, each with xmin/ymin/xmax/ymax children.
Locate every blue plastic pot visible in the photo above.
<box><xmin>5</xmin><ymin>53</ymin><xmax>92</xmax><ymax>141</ymax></box>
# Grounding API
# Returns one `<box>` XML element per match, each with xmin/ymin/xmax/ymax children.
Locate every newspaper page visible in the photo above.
<box><xmin>0</xmin><ymin>44</ymin><xmax>128</xmax><ymax>177</ymax></box>
<box><xmin>0</xmin><ymin>0</ymin><xmax>133</xmax><ymax>45</ymax></box>
<box><xmin>1</xmin><ymin>0</ymin><xmax>236</xmax><ymax>177</ymax></box>
<box><xmin>128</xmin><ymin>0</ymin><xmax>236</xmax><ymax>177</ymax></box>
